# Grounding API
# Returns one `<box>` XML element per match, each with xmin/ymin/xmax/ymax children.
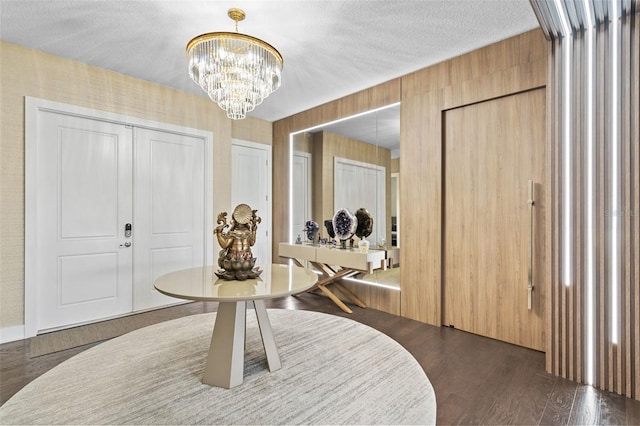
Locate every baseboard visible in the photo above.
<box><xmin>0</xmin><ymin>325</ymin><xmax>26</xmax><ymax>344</ymax></box>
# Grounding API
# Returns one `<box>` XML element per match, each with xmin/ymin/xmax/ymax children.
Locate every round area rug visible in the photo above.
<box><xmin>0</xmin><ymin>309</ymin><xmax>437</xmax><ymax>425</ymax></box>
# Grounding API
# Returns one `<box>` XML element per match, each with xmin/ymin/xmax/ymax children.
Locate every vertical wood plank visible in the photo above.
<box><xmin>632</xmin><ymin>10</ymin><xmax>640</xmax><ymax>402</ymax></box>
<box><xmin>572</xmin><ymin>34</ymin><xmax>582</xmax><ymax>383</ymax></box>
<box><xmin>596</xmin><ymin>24</ymin><xmax>607</xmax><ymax>391</ymax></box>
<box><xmin>550</xmin><ymin>40</ymin><xmax>562</xmax><ymax>377</ymax></box>
<box><xmin>400</xmin><ymin>90</ymin><xmax>442</xmax><ymax>325</ymax></box>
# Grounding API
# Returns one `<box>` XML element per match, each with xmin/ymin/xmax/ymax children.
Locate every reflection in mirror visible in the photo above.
<box><xmin>289</xmin><ymin>103</ymin><xmax>400</xmax><ymax>290</ymax></box>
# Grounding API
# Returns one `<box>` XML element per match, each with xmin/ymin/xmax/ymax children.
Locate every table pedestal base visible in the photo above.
<box><xmin>202</xmin><ymin>300</ymin><xmax>280</xmax><ymax>388</ymax></box>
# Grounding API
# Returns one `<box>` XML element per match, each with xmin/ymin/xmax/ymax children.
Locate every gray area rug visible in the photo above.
<box><xmin>1</xmin><ymin>309</ymin><xmax>436</xmax><ymax>425</ymax></box>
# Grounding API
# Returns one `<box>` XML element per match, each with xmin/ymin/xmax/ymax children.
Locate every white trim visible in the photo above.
<box><xmin>334</xmin><ymin>156</ymin><xmax>386</xmax><ymax>173</ymax></box>
<box><xmin>293</xmin><ymin>150</ymin><xmax>313</xmax><ymax>233</ymax></box>
<box><xmin>24</xmin><ymin>96</ymin><xmax>214</xmax><ymax>338</ymax></box>
<box><xmin>391</xmin><ymin>171</ymin><xmax>400</xmax><ymax>247</ymax></box>
<box><xmin>231</xmin><ymin>139</ymin><xmax>273</xmax><ymax>265</ymax></box>
<box><xmin>0</xmin><ymin>325</ymin><xmax>26</xmax><ymax>344</ymax></box>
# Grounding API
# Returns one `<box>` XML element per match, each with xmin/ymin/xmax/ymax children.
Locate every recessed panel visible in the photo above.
<box><xmin>151</xmin><ymin>246</ymin><xmax>193</xmax><ymax>290</ymax></box>
<box><xmin>58</xmin><ymin>252</ymin><xmax>118</xmax><ymax>306</ymax></box>
<box><xmin>58</xmin><ymin>128</ymin><xmax>118</xmax><ymax>239</ymax></box>
<box><xmin>234</xmin><ymin>151</ymin><xmax>262</xmax><ymax>207</ymax></box>
<box><xmin>151</xmin><ymin>140</ymin><xmax>194</xmax><ymax>235</ymax></box>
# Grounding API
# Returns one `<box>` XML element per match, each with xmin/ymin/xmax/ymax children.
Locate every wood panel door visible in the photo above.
<box><xmin>443</xmin><ymin>88</ymin><xmax>547</xmax><ymax>351</ymax></box>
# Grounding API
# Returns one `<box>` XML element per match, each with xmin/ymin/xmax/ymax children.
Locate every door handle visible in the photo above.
<box><xmin>120</xmin><ymin>241</ymin><xmax>132</xmax><ymax>248</ymax></box>
<box><xmin>527</xmin><ymin>180</ymin><xmax>535</xmax><ymax>310</ymax></box>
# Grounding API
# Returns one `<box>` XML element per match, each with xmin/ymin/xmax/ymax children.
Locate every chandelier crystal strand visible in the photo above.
<box><xmin>186</xmin><ymin>8</ymin><xmax>283</xmax><ymax>120</ymax></box>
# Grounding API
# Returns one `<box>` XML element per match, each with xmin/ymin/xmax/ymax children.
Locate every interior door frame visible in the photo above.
<box><xmin>24</xmin><ymin>96</ymin><xmax>214</xmax><ymax>338</ymax></box>
<box><xmin>230</xmin><ymin>139</ymin><xmax>273</xmax><ymax>265</ymax></box>
<box><xmin>292</xmin><ymin>150</ymin><xmax>312</xmax><ymax>243</ymax></box>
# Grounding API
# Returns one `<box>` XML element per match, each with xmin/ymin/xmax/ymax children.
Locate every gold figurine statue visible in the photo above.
<box><xmin>214</xmin><ymin>203</ymin><xmax>263</xmax><ymax>280</ymax></box>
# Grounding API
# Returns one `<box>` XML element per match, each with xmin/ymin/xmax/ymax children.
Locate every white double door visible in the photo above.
<box><xmin>33</xmin><ymin>111</ymin><xmax>206</xmax><ymax>332</ymax></box>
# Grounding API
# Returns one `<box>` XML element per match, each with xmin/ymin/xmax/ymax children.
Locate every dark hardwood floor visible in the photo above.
<box><xmin>2</xmin><ymin>294</ymin><xmax>639</xmax><ymax>425</ymax></box>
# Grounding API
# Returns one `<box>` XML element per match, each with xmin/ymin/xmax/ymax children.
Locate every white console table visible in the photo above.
<box><xmin>279</xmin><ymin>242</ymin><xmax>388</xmax><ymax>313</ymax></box>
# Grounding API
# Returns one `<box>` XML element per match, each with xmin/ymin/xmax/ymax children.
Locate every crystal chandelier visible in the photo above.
<box><xmin>186</xmin><ymin>8</ymin><xmax>283</xmax><ymax>120</ymax></box>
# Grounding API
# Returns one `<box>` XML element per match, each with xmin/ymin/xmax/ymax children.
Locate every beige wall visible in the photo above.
<box><xmin>391</xmin><ymin>158</ymin><xmax>399</xmax><ymax>174</ymax></box>
<box><xmin>0</xmin><ymin>41</ymin><xmax>271</xmax><ymax>330</ymax></box>
<box><xmin>232</xmin><ymin>116</ymin><xmax>272</xmax><ymax>145</ymax></box>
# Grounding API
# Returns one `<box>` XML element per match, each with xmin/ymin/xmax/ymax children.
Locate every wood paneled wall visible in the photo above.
<box><xmin>400</xmin><ymin>30</ymin><xmax>548</xmax><ymax>325</ymax></box>
<box><xmin>273</xmin><ymin>27</ymin><xmax>639</xmax><ymax>400</ymax></box>
<box><xmin>273</xmin><ymin>31</ymin><xmax>548</xmax><ymax>320</ymax></box>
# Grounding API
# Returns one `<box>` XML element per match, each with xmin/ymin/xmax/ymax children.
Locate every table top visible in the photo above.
<box><xmin>279</xmin><ymin>242</ymin><xmax>387</xmax><ymax>272</ymax></box>
<box><xmin>154</xmin><ymin>264</ymin><xmax>318</xmax><ymax>303</ymax></box>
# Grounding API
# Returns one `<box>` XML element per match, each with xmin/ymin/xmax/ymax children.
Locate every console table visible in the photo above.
<box><xmin>279</xmin><ymin>242</ymin><xmax>389</xmax><ymax>314</ymax></box>
<box><xmin>154</xmin><ymin>264</ymin><xmax>317</xmax><ymax>388</ymax></box>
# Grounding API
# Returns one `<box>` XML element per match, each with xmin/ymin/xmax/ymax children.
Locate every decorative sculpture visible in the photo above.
<box><xmin>214</xmin><ymin>203</ymin><xmax>263</xmax><ymax>280</ymax></box>
<box><xmin>332</xmin><ymin>208</ymin><xmax>358</xmax><ymax>249</ymax></box>
<box><xmin>354</xmin><ymin>208</ymin><xmax>374</xmax><ymax>239</ymax></box>
<box><xmin>304</xmin><ymin>220</ymin><xmax>319</xmax><ymax>243</ymax></box>
<box><xmin>355</xmin><ymin>208</ymin><xmax>374</xmax><ymax>252</ymax></box>
<box><xmin>324</xmin><ymin>219</ymin><xmax>335</xmax><ymax>239</ymax></box>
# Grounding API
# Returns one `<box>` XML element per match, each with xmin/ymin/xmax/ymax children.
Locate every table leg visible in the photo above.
<box><xmin>202</xmin><ymin>301</ymin><xmax>246</xmax><ymax>388</ymax></box>
<box><xmin>317</xmin><ymin>284</ymin><xmax>353</xmax><ymax>314</ymax></box>
<box><xmin>253</xmin><ymin>300</ymin><xmax>282</xmax><ymax>372</ymax></box>
<box><xmin>333</xmin><ymin>282</ymin><xmax>367</xmax><ymax>308</ymax></box>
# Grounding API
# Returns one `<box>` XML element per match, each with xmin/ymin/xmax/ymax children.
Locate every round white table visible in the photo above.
<box><xmin>154</xmin><ymin>264</ymin><xmax>318</xmax><ymax>388</ymax></box>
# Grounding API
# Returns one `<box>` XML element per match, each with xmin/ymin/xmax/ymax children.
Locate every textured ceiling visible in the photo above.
<box><xmin>0</xmin><ymin>0</ymin><xmax>540</xmax><ymax>125</ymax></box>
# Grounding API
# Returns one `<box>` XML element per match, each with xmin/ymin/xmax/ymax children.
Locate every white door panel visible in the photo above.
<box><xmin>58</xmin><ymin>132</ymin><xmax>119</xmax><ymax>238</ymax></box>
<box><xmin>58</xmin><ymin>252</ymin><xmax>119</xmax><ymax>304</ymax></box>
<box><xmin>231</xmin><ymin>141</ymin><xmax>271</xmax><ymax>267</ymax></box>
<box><xmin>133</xmin><ymin>128</ymin><xmax>205</xmax><ymax>310</ymax></box>
<box><xmin>37</xmin><ymin>112</ymin><xmax>133</xmax><ymax>330</ymax></box>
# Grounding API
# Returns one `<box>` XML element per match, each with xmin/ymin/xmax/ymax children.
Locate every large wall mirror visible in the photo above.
<box><xmin>288</xmin><ymin>102</ymin><xmax>400</xmax><ymax>288</ymax></box>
